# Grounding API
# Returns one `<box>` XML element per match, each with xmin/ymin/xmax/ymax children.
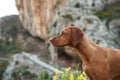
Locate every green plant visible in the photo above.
<box><xmin>74</xmin><ymin>3</ymin><xmax>80</xmax><ymax>8</ymax></box>
<box><xmin>12</xmin><ymin>66</ymin><xmax>37</xmax><ymax>80</ymax></box>
<box><xmin>95</xmin><ymin>0</ymin><xmax>120</xmax><ymax>29</ymax></box>
<box><xmin>0</xmin><ymin>60</ymin><xmax>9</xmax><ymax>79</ymax></box>
<box><xmin>0</xmin><ymin>40</ymin><xmax>23</xmax><ymax>54</ymax></box>
<box><xmin>38</xmin><ymin>68</ymin><xmax>51</xmax><ymax>80</ymax></box>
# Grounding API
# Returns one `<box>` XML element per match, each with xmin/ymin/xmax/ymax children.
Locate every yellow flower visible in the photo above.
<box><xmin>54</xmin><ymin>69</ymin><xmax>59</xmax><ymax>75</ymax></box>
<box><xmin>83</xmin><ymin>71</ymin><xmax>86</xmax><ymax>76</ymax></box>
<box><xmin>65</xmin><ymin>67</ymin><xmax>71</xmax><ymax>72</ymax></box>
<box><xmin>77</xmin><ymin>75</ymin><xmax>83</xmax><ymax>80</ymax></box>
<box><xmin>76</xmin><ymin>70</ymin><xmax>81</xmax><ymax>74</ymax></box>
<box><xmin>69</xmin><ymin>73</ymin><xmax>74</xmax><ymax>80</ymax></box>
<box><xmin>52</xmin><ymin>76</ymin><xmax>57</xmax><ymax>80</ymax></box>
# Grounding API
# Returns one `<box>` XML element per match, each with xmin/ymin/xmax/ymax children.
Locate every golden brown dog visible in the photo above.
<box><xmin>50</xmin><ymin>26</ymin><xmax>120</xmax><ymax>80</ymax></box>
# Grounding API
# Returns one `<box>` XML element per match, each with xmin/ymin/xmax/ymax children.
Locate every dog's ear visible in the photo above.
<box><xmin>71</xmin><ymin>27</ymin><xmax>84</xmax><ymax>47</ymax></box>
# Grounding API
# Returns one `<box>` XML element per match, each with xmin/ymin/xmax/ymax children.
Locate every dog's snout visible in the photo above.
<box><xmin>49</xmin><ymin>38</ymin><xmax>54</xmax><ymax>42</ymax></box>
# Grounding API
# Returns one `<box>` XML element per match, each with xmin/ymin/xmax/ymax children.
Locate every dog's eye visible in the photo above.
<box><xmin>62</xmin><ymin>31</ymin><xmax>65</xmax><ymax>34</ymax></box>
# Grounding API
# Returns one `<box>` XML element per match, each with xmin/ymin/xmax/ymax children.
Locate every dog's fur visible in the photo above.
<box><xmin>50</xmin><ymin>26</ymin><xmax>120</xmax><ymax>80</ymax></box>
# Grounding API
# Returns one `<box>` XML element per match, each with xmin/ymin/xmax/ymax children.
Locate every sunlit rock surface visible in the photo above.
<box><xmin>16</xmin><ymin>0</ymin><xmax>120</xmax><ymax>48</ymax></box>
<box><xmin>15</xmin><ymin>0</ymin><xmax>58</xmax><ymax>39</ymax></box>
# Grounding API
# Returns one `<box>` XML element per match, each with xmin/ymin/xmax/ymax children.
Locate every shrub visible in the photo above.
<box><xmin>52</xmin><ymin>67</ymin><xmax>89</xmax><ymax>80</ymax></box>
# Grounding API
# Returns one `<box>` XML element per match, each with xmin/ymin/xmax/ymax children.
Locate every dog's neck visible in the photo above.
<box><xmin>75</xmin><ymin>35</ymin><xmax>98</xmax><ymax>63</ymax></box>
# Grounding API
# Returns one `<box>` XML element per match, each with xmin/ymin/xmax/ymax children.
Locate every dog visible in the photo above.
<box><xmin>50</xmin><ymin>26</ymin><xmax>120</xmax><ymax>80</ymax></box>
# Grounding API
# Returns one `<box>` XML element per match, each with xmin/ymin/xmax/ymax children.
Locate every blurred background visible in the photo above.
<box><xmin>0</xmin><ymin>0</ymin><xmax>120</xmax><ymax>80</ymax></box>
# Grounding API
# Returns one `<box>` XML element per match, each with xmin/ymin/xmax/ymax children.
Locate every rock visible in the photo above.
<box><xmin>2</xmin><ymin>52</ymin><xmax>59</xmax><ymax>80</ymax></box>
<box><xmin>109</xmin><ymin>19</ymin><xmax>120</xmax><ymax>48</ymax></box>
<box><xmin>3</xmin><ymin>52</ymin><xmax>40</xmax><ymax>80</ymax></box>
<box><xmin>15</xmin><ymin>0</ymin><xmax>60</xmax><ymax>39</ymax></box>
<box><xmin>15</xmin><ymin>0</ymin><xmax>120</xmax><ymax>63</ymax></box>
<box><xmin>15</xmin><ymin>0</ymin><xmax>118</xmax><ymax>41</ymax></box>
<box><xmin>0</xmin><ymin>15</ymin><xmax>49</xmax><ymax>55</ymax></box>
<box><xmin>0</xmin><ymin>15</ymin><xmax>53</xmax><ymax>80</ymax></box>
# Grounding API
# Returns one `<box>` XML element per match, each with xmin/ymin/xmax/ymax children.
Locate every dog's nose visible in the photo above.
<box><xmin>50</xmin><ymin>39</ymin><xmax>52</xmax><ymax>42</ymax></box>
<box><xmin>49</xmin><ymin>38</ymin><xmax>53</xmax><ymax>42</ymax></box>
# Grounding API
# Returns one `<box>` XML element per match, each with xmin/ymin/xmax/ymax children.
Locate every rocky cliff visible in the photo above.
<box><xmin>15</xmin><ymin>0</ymin><xmax>63</xmax><ymax>39</ymax></box>
<box><xmin>15</xmin><ymin>0</ymin><xmax>120</xmax><ymax>47</ymax></box>
<box><xmin>15</xmin><ymin>0</ymin><xmax>120</xmax><ymax>61</ymax></box>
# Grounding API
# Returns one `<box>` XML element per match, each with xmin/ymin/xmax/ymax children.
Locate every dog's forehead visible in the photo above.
<box><xmin>62</xmin><ymin>27</ymin><xmax>71</xmax><ymax>31</ymax></box>
<box><xmin>61</xmin><ymin>26</ymin><xmax>81</xmax><ymax>33</ymax></box>
<box><xmin>59</xmin><ymin>27</ymin><xmax>70</xmax><ymax>34</ymax></box>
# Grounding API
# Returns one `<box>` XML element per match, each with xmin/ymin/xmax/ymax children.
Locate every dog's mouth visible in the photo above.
<box><xmin>49</xmin><ymin>37</ymin><xmax>69</xmax><ymax>47</ymax></box>
<box><xmin>49</xmin><ymin>37</ymin><xmax>59</xmax><ymax>46</ymax></box>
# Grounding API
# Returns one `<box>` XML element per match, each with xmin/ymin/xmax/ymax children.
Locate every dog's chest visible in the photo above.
<box><xmin>83</xmin><ymin>63</ymin><xmax>100</xmax><ymax>79</ymax></box>
<box><xmin>83</xmin><ymin>62</ymin><xmax>109</xmax><ymax>80</ymax></box>
<box><xmin>83</xmin><ymin>63</ymin><xmax>94</xmax><ymax>75</ymax></box>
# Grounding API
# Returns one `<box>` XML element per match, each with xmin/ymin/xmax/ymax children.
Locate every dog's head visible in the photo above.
<box><xmin>50</xmin><ymin>26</ymin><xmax>84</xmax><ymax>47</ymax></box>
